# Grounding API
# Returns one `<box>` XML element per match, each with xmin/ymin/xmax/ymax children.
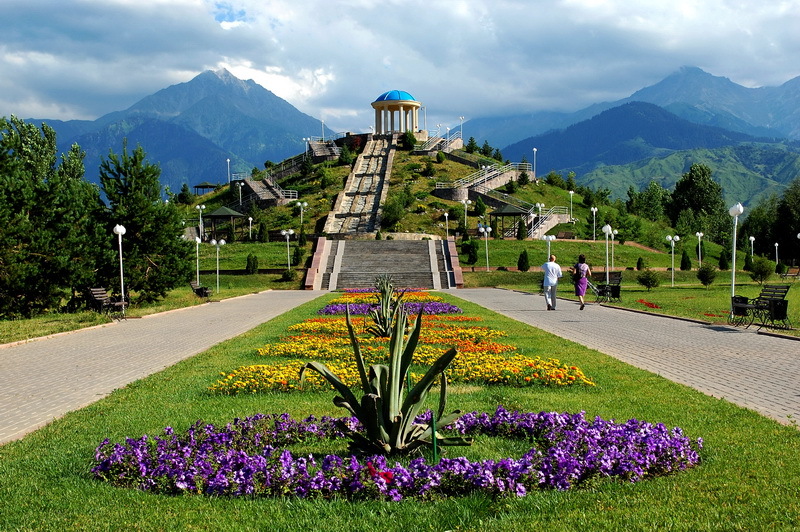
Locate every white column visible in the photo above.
<box><xmin>374</xmin><ymin>108</ymin><xmax>381</xmax><ymax>134</ymax></box>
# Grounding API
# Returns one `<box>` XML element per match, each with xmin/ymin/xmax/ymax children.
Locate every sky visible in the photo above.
<box><xmin>3</xmin><ymin>0</ymin><xmax>800</xmax><ymax>133</ymax></box>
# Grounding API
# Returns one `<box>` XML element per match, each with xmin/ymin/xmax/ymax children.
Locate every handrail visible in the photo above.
<box><xmin>435</xmin><ymin>162</ymin><xmax>531</xmax><ymax>189</ymax></box>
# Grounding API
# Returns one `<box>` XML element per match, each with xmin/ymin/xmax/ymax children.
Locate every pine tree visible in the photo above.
<box><xmin>517</xmin><ymin>249</ymin><xmax>530</xmax><ymax>272</ymax></box>
<box><xmin>680</xmin><ymin>249</ymin><xmax>692</xmax><ymax>271</ymax></box>
<box><xmin>99</xmin><ymin>141</ymin><xmax>193</xmax><ymax>303</ymax></box>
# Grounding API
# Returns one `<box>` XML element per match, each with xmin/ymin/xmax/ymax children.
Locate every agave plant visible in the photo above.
<box><xmin>365</xmin><ymin>274</ymin><xmax>403</xmax><ymax>338</ymax></box>
<box><xmin>299</xmin><ymin>304</ymin><xmax>472</xmax><ymax>456</ymax></box>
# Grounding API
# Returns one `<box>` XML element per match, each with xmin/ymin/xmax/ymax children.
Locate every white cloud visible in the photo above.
<box><xmin>1</xmin><ymin>0</ymin><xmax>799</xmax><ymax>131</ymax></box>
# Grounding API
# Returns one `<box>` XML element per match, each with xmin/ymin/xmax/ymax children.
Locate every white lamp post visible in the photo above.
<box><xmin>196</xmin><ymin>204</ymin><xmax>205</xmax><ymax>241</ymax></box>
<box><xmin>602</xmin><ymin>224</ymin><xmax>613</xmax><ymax>284</ymax></box>
<box><xmin>444</xmin><ymin>212</ymin><xmax>449</xmax><ymax>239</ymax></box>
<box><xmin>459</xmin><ymin>116</ymin><xmax>464</xmax><ymax>140</ymax></box>
<box><xmin>532</xmin><ymin>147</ymin><xmax>537</xmax><ymax>180</ymax></box>
<box><xmin>569</xmin><ymin>190</ymin><xmax>574</xmax><ymax>221</ymax></box>
<box><xmin>461</xmin><ymin>199</ymin><xmax>471</xmax><ymax>232</ymax></box>
<box><xmin>666</xmin><ymin>235</ymin><xmax>680</xmax><ymax>287</ymax></box>
<box><xmin>729</xmin><ymin>202</ymin><xmax>744</xmax><ymax>312</ymax></box>
<box><xmin>535</xmin><ymin>203</ymin><xmax>544</xmax><ymax>217</ymax></box>
<box><xmin>590</xmin><ymin>207</ymin><xmax>598</xmax><ymax>241</ymax></box>
<box><xmin>226</xmin><ymin>158</ymin><xmax>230</xmax><ymax>184</ymax></box>
<box><xmin>303</xmin><ymin>137</ymin><xmax>310</xmax><ymax>159</ymax></box>
<box><xmin>611</xmin><ymin>229</ymin><xmax>619</xmax><ymax>270</ymax></box>
<box><xmin>248</xmin><ymin>217</ymin><xmax>253</xmax><ymax>240</ymax></box>
<box><xmin>478</xmin><ymin>223</ymin><xmax>492</xmax><ymax>271</ymax></box>
<box><xmin>749</xmin><ymin>235</ymin><xmax>755</xmax><ymax>256</ymax></box>
<box><xmin>112</xmin><ymin>224</ymin><xmax>126</xmax><ymax>316</ymax></box>
<box><xmin>695</xmin><ymin>232</ymin><xmax>704</xmax><ymax>267</ymax></box>
<box><xmin>775</xmin><ymin>242</ymin><xmax>779</xmax><ymax>265</ymax></box>
<box><xmin>296</xmin><ymin>201</ymin><xmax>308</xmax><ymax>229</ymax></box>
<box><xmin>236</xmin><ymin>181</ymin><xmax>243</xmax><ymax>205</ymax></box>
<box><xmin>321</xmin><ymin>120</ymin><xmax>325</xmax><ymax>142</ymax></box>
<box><xmin>194</xmin><ymin>236</ymin><xmax>201</xmax><ymax>285</ymax></box>
<box><xmin>542</xmin><ymin>234</ymin><xmax>556</xmax><ymax>259</ymax></box>
<box><xmin>210</xmin><ymin>238</ymin><xmax>225</xmax><ymax>293</ymax></box>
<box><xmin>281</xmin><ymin>229</ymin><xmax>294</xmax><ymax>270</ymax></box>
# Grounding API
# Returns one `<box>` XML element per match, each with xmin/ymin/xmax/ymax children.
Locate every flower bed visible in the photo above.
<box><xmin>92</xmin><ymin>406</ymin><xmax>702</xmax><ymax>500</ymax></box>
<box><xmin>318</xmin><ymin>290</ymin><xmax>463</xmax><ymax>316</ymax></box>
<box><xmin>210</xmin><ymin>315</ymin><xmax>594</xmax><ymax>394</ymax></box>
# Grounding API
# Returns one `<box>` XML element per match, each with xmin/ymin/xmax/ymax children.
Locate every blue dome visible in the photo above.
<box><xmin>374</xmin><ymin>90</ymin><xmax>416</xmax><ymax>102</ymax></box>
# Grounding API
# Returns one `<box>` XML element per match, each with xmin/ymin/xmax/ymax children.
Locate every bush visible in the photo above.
<box><xmin>636</xmin><ymin>257</ymin><xmax>645</xmax><ymax>271</ymax></box>
<box><xmin>696</xmin><ymin>264</ymin><xmax>717</xmax><ymax>289</ymax></box>
<box><xmin>743</xmin><ymin>253</ymin><xmax>753</xmax><ymax>271</ymax></box>
<box><xmin>280</xmin><ymin>269</ymin><xmax>296</xmax><ymax>282</ymax></box>
<box><xmin>436</xmin><ymin>151</ymin><xmax>446</xmax><ymax>163</ymax></box>
<box><xmin>680</xmin><ymin>250</ymin><xmax>692</xmax><ymax>271</ymax></box>
<box><xmin>749</xmin><ymin>256</ymin><xmax>774</xmax><ymax>285</ymax></box>
<box><xmin>375</xmin><ymin>231</ymin><xmax>382</xmax><ymax>240</ymax></box>
<box><xmin>517</xmin><ymin>250</ymin><xmax>530</xmax><ymax>272</ymax></box>
<box><xmin>245</xmin><ymin>253</ymin><xmax>259</xmax><ymax>275</ymax></box>
<box><xmin>462</xmin><ymin>239</ymin><xmax>479</xmax><ymax>266</ymax></box>
<box><xmin>718</xmin><ymin>252</ymin><xmax>730</xmax><ymax>271</ymax></box>
<box><xmin>636</xmin><ymin>269</ymin><xmax>660</xmax><ymax>291</ymax></box>
<box><xmin>776</xmin><ymin>262</ymin><xmax>788</xmax><ymax>275</ymax></box>
<box><xmin>292</xmin><ymin>246</ymin><xmax>306</xmax><ymax>267</ymax></box>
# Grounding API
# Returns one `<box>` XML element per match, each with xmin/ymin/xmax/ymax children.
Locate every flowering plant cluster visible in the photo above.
<box><xmin>636</xmin><ymin>299</ymin><xmax>661</xmax><ymax>309</ymax></box>
<box><xmin>318</xmin><ymin>290</ymin><xmax>463</xmax><ymax>316</ymax></box>
<box><xmin>210</xmin><ymin>315</ymin><xmax>594</xmax><ymax>394</ymax></box>
<box><xmin>92</xmin><ymin>407</ymin><xmax>702</xmax><ymax>500</ymax></box>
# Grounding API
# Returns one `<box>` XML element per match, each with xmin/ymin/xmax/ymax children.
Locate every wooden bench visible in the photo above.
<box><xmin>87</xmin><ymin>287</ymin><xmax>111</xmax><ymax>313</ymax></box>
<box><xmin>555</xmin><ymin>231</ymin><xmax>574</xmax><ymax>239</ymax></box>
<box><xmin>781</xmin><ymin>266</ymin><xmax>799</xmax><ymax>281</ymax></box>
<box><xmin>190</xmin><ymin>281</ymin><xmax>211</xmax><ymax>299</ymax></box>
<box><xmin>730</xmin><ymin>284</ymin><xmax>791</xmax><ymax>330</ymax></box>
<box><xmin>593</xmin><ymin>272</ymin><xmax>622</xmax><ymax>303</ymax></box>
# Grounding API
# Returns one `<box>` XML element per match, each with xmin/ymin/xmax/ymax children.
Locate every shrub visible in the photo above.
<box><xmin>292</xmin><ymin>245</ymin><xmax>306</xmax><ymax>267</ymax></box>
<box><xmin>245</xmin><ymin>253</ymin><xmax>259</xmax><ymax>275</ymax></box>
<box><xmin>436</xmin><ymin>151</ymin><xmax>446</xmax><ymax>163</ymax></box>
<box><xmin>636</xmin><ymin>257</ymin><xmax>645</xmax><ymax>271</ymax></box>
<box><xmin>743</xmin><ymin>253</ymin><xmax>753</xmax><ymax>271</ymax></box>
<box><xmin>718</xmin><ymin>252</ymin><xmax>729</xmax><ymax>271</ymax></box>
<box><xmin>462</xmin><ymin>239</ymin><xmax>479</xmax><ymax>266</ymax></box>
<box><xmin>280</xmin><ymin>269</ymin><xmax>296</xmax><ymax>282</ymax></box>
<box><xmin>636</xmin><ymin>269</ymin><xmax>660</xmax><ymax>291</ymax></box>
<box><xmin>749</xmin><ymin>256</ymin><xmax>774</xmax><ymax>285</ymax></box>
<box><xmin>680</xmin><ymin>250</ymin><xmax>692</xmax><ymax>271</ymax></box>
<box><xmin>696</xmin><ymin>264</ymin><xmax>717</xmax><ymax>289</ymax></box>
<box><xmin>776</xmin><ymin>262</ymin><xmax>788</xmax><ymax>275</ymax></box>
<box><xmin>516</xmin><ymin>219</ymin><xmax>526</xmax><ymax>240</ymax></box>
<box><xmin>375</xmin><ymin>231</ymin><xmax>382</xmax><ymax>240</ymax></box>
<box><xmin>517</xmin><ymin>249</ymin><xmax>530</xmax><ymax>272</ymax></box>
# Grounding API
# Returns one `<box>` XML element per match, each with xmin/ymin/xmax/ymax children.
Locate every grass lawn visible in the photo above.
<box><xmin>1</xmin><ymin>293</ymin><xmax>799</xmax><ymax>531</ymax></box>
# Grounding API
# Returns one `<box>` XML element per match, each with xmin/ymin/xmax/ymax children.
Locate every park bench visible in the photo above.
<box><xmin>87</xmin><ymin>287</ymin><xmax>112</xmax><ymax>313</ymax></box>
<box><xmin>780</xmin><ymin>266</ymin><xmax>799</xmax><ymax>281</ymax></box>
<box><xmin>593</xmin><ymin>272</ymin><xmax>622</xmax><ymax>303</ymax></box>
<box><xmin>555</xmin><ymin>231</ymin><xmax>574</xmax><ymax>239</ymax></box>
<box><xmin>729</xmin><ymin>284</ymin><xmax>791</xmax><ymax>330</ymax></box>
<box><xmin>190</xmin><ymin>281</ymin><xmax>211</xmax><ymax>299</ymax></box>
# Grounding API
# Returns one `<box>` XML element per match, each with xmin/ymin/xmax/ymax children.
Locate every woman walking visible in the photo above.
<box><xmin>572</xmin><ymin>254</ymin><xmax>592</xmax><ymax>310</ymax></box>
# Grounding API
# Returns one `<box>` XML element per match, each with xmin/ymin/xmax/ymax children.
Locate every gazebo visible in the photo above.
<box><xmin>193</xmin><ymin>181</ymin><xmax>220</xmax><ymax>195</ymax></box>
<box><xmin>489</xmin><ymin>203</ymin><xmax>530</xmax><ymax>239</ymax></box>
<box><xmin>205</xmin><ymin>206</ymin><xmax>246</xmax><ymax>241</ymax></box>
<box><xmin>371</xmin><ymin>90</ymin><xmax>422</xmax><ymax>134</ymax></box>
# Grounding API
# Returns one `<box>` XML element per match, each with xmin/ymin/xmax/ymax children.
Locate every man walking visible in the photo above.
<box><xmin>541</xmin><ymin>254</ymin><xmax>562</xmax><ymax>310</ymax></box>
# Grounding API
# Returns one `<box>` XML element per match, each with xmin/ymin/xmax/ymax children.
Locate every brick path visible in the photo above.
<box><xmin>0</xmin><ymin>290</ymin><xmax>324</xmax><ymax>445</ymax></box>
<box><xmin>453</xmin><ymin>288</ymin><xmax>800</xmax><ymax>426</ymax></box>
<box><xmin>2</xmin><ymin>287</ymin><xmax>799</xmax><ymax>446</ymax></box>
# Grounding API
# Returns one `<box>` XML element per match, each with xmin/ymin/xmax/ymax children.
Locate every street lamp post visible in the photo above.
<box><xmin>226</xmin><ymin>158</ymin><xmax>230</xmax><ymax>184</ymax></box>
<box><xmin>590</xmin><ymin>207</ymin><xmax>598</xmax><ymax>241</ymax></box>
<box><xmin>461</xmin><ymin>199</ymin><xmax>471</xmax><ymax>233</ymax></box>
<box><xmin>195</xmin><ymin>236</ymin><xmax>201</xmax><ymax>285</ymax></box>
<box><xmin>695</xmin><ymin>232</ymin><xmax>704</xmax><ymax>267</ymax></box>
<box><xmin>237</xmin><ymin>182</ymin><xmax>243</xmax><ymax>205</ymax></box>
<box><xmin>729</xmin><ymin>202</ymin><xmax>744</xmax><ymax>313</ymax></box>
<box><xmin>532</xmin><ymin>147</ymin><xmax>537</xmax><ymax>180</ymax></box>
<box><xmin>611</xmin><ymin>229</ymin><xmax>618</xmax><ymax>270</ymax></box>
<box><xmin>248</xmin><ymin>217</ymin><xmax>253</xmax><ymax>240</ymax></box>
<box><xmin>535</xmin><ymin>203</ymin><xmax>544</xmax><ymax>217</ymax></box>
<box><xmin>281</xmin><ymin>229</ymin><xmax>294</xmax><ymax>270</ymax></box>
<box><xmin>296</xmin><ymin>201</ymin><xmax>308</xmax><ymax>229</ymax></box>
<box><xmin>196</xmin><ymin>204</ymin><xmax>205</xmax><ymax>241</ymax></box>
<box><xmin>444</xmin><ymin>212</ymin><xmax>449</xmax><ymax>239</ymax></box>
<box><xmin>602</xmin><ymin>224</ymin><xmax>613</xmax><ymax>284</ymax></box>
<box><xmin>459</xmin><ymin>116</ymin><xmax>464</xmax><ymax>140</ymax></box>
<box><xmin>210</xmin><ymin>238</ymin><xmax>226</xmax><ymax>293</ymax></box>
<box><xmin>478</xmin><ymin>223</ymin><xmax>492</xmax><ymax>271</ymax></box>
<box><xmin>113</xmin><ymin>224</ymin><xmax>126</xmax><ymax>316</ymax></box>
<box><xmin>542</xmin><ymin>234</ymin><xmax>556</xmax><ymax>260</ymax></box>
<box><xmin>321</xmin><ymin>120</ymin><xmax>325</xmax><ymax>142</ymax></box>
<box><xmin>775</xmin><ymin>243</ymin><xmax>779</xmax><ymax>266</ymax></box>
<box><xmin>568</xmin><ymin>190</ymin><xmax>574</xmax><ymax>221</ymax></box>
<box><xmin>666</xmin><ymin>235</ymin><xmax>680</xmax><ymax>287</ymax></box>
<box><xmin>749</xmin><ymin>235</ymin><xmax>755</xmax><ymax>256</ymax></box>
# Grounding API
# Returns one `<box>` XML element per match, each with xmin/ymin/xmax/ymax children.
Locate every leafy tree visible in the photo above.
<box><xmin>668</xmin><ymin>164</ymin><xmax>726</xmax><ymax>241</ymax></box>
<box><xmin>492</xmin><ymin>148</ymin><xmax>503</xmax><ymax>161</ymax></box>
<box><xmin>749</xmin><ymin>256</ymin><xmax>774</xmax><ymax>285</ymax></box>
<box><xmin>544</xmin><ymin>171</ymin><xmax>566</xmax><ymax>189</ymax></box>
<box><xmin>517</xmin><ymin>249</ymin><xmax>530</xmax><ymax>272</ymax></box>
<box><xmin>175</xmin><ymin>183</ymin><xmax>193</xmax><ymax>205</ymax></box>
<box><xmin>0</xmin><ymin>117</ymin><xmax>107</xmax><ymax>318</ymax></box>
<box><xmin>99</xmin><ymin>141</ymin><xmax>193</xmax><ymax>303</ymax></box>
<box><xmin>480</xmin><ymin>140</ymin><xmax>492</xmax><ymax>157</ymax></box>
<box><xmin>462</xmin><ymin>239</ymin><xmax>479</xmax><ymax>266</ymax></box>
<box><xmin>379</xmin><ymin>196</ymin><xmax>406</xmax><ymax>230</ymax></box>
<box><xmin>474</xmin><ymin>197</ymin><xmax>487</xmax><ymax>217</ymax></box>
<box><xmin>696</xmin><ymin>264</ymin><xmax>717</xmax><ymax>289</ymax></box>
<box><xmin>565</xmin><ymin>172</ymin><xmax>577</xmax><ymax>192</ymax></box>
<box><xmin>465</xmin><ymin>137</ymin><xmax>479</xmax><ymax>154</ymax></box>
<box><xmin>775</xmin><ymin>177</ymin><xmax>800</xmax><ymax>264</ymax></box>
<box><xmin>337</xmin><ymin>145</ymin><xmax>355</xmax><ymax>166</ymax></box>
<box><xmin>300</xmin><ymin>156</ymin><xmax>314</xmax><ymax>176</ymax></box>
<box><xmin>402</xmin><ymin>131</ymin><xmax>417</xmax><ymax>151</ymax></box>
<box><xmin>631</xmin><ymin>181</ymin><xmax>669</xmax><ymax>222</ymax></box>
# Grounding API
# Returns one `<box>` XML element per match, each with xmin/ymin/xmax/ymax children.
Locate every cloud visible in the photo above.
<box><xmin>2</xmin><ymin>0</ymin><xmax>799</xmax><ymax>133</ymax></box>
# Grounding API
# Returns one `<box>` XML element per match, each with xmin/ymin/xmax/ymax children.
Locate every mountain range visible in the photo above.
<box><xmin>24</xmin><ymin>66</ymin><xmax>800</xmax><ymax>207</ymax></box>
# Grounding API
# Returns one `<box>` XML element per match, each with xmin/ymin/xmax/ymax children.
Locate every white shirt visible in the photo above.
<box><xmin>541</xmin><ymin>261</ymin><xmax>562</xmax><ymax>287</ymax></box>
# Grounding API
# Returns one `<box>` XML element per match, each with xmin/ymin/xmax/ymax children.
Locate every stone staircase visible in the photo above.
<box><xmin>310</xmin><ymin>239</ymin><xmax>460</xmax><ymax>290</ymax></box>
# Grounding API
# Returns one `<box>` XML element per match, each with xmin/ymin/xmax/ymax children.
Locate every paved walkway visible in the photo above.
<box><xmin>2</xmin><ymin>287</ymin><xmax>799</xmax><ymax>445</ymax></box>
<box><xmin>453</xmin><ymin>289</ymin><xmax>800</xmax><ymax>426</ymax></box>
<box><xmin>0</xmin><ymin>290</ymin><xmax>324</xmax><ymax>445</ymax></box>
